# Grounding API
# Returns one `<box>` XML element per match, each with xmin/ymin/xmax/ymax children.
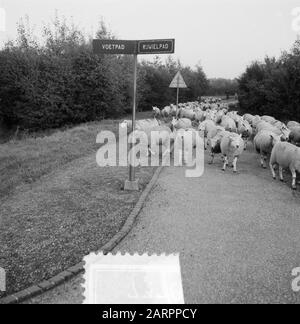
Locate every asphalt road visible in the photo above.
<box><xmin>25</xmin><ymin>147</ymin><xmax>300</xmax><ymax>304</ymax></box>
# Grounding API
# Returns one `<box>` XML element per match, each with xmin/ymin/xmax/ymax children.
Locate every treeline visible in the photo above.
<box><xmin>0</xmin><ymin>16</ymin><xmax>209</xmax><ymax>131</ymax></box>
<box><xmin>238</xmin><ymin>40</ymin><xmax>300</xmax><ymax>122</ymax></box>
<box><xmin>206</xmin><ymin>78</ymin><xmax>238</xmax><ymax>97</ymax></box>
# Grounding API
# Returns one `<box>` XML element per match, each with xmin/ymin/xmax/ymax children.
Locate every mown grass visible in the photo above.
<box><xmin>0</xmin><ymin>111</ymin><xmax>156</xmax><ymax>297</ymax></box>
<box><xmin>0</xmin><ymin>112</ymin><xmax>151</xmax><ymax>200</ymax></box>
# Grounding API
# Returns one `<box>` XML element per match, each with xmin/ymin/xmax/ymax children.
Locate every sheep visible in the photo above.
<box><xmin>243</xmin><ymin>113</ymin><xmax>255</xmax><ymax>125</ymax></box>
<box><xmin>261</xmin><ymin>115</ymin><xmax>276</xmax><ymax>125</ymax></box>
<box><xmin>289</xmin><ymin>126</ymin><xmax>300</xmax><ymax>146</ymax></box>
<box><xmin>220</xmin><ymin>116</ymin><xmax>237</xmax><ymax>133</ymax></box>
<box><xmin>253</xmin><ymin>130</ymin><xmax>281</xmax><ymax>168</ymax></box>
<box><xmin>170</xmin><ymin>105</ymin><xmax>178</xmax><ymax>117</ymax></box>
<box><xmin>171</xmin><ymin>117</ymin><xmax>192</xmax><ymax>130</ymax></box>
<box><xmin>144</xmin><ymin>126</ymin><xmax>173</xmax><ymax>157</ymax></box>
<box><xmin>227</xmin><ymin>111</ymin><xmax>240</xmax><ymax>124</ymax></box>
<box><xmin>178</xmin><ymin>108</ymin><xmax>196</xmax><ymax>121</ymax></box>
<box><xmin>270</xmin><ymin>142</ymin><xmax>300</xmax><ymax>190</ymax></box>
<box><xmin>194</xmin><ymin>110</ymin><xmax>206</xmax><ymax>123</ymax></box>
<box><xmin>204</xmin><ymin>109</ymin><xmax>217</xmax><ymax>122</ymax></box>
<box><xmin>174</xmin><ymin>128</ymin><xmax>200</xmax><ymax>165</ymax></box>
<box><xmin>161</xmin><ymin>106</ymin><xmax>171</xmax><ymax>118</ymax></box>
<box><xmin>120</xmin><ymin>119</ymin><xmax>160</xmax><ymax>134</ymax></box>
<box><xmin>237</xmin><ymin>119</ymin><xmax>253</xmax><ymax>149</ymax></box>
<box><xmin>256</xmin><ymin>121</ymin><xmax>290</xmax><ymax>140</ymax></box>
<box><xmin>220</xmin><ymin>133</ymin><xmax>245</xmax><ymax>172</ymax></box>
<box><xmin>215</xmin><ymin>110</ymin><xmax>225</xmax><ymax>124</ymax></box>
<box><xmin>152</xmin><ymin>107</ymin><xmax>161</xmax><ymax>118</ymax></box>
<box><xmin>252</xmin><ymin>116</ymin><xmax>262</xmax><ymax>129</ymax></box>
<box><xmin>208</xmin><ymin>130</ymin><xmax>231</xmax><ymax>164</ymax></box>
<box><xmin>198</xmin><ymin>120</ymin><xmax>223</xmax><ymax>150</ymax></box>
<box><xmin>287</xmin><ymin>121</ymin><xmax>300</xmax><ymax>130</ymax></box>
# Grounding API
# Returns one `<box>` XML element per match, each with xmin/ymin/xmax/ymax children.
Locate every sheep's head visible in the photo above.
<box><xmin>270</xmin><ymin>134</ymin><xmax>281</xmax><ymax>146</ymax></box>
<box><xmin>229</xmin><ymin>135</ymin><xmax>242</xmax><ymax>149</ymax></box>
<box><xmin>208</xmin><ymin>136</ymin><xmax>220</xmax><ymax>150</ymax></box>
<box><xmin>120</xmin><ymin>120</ymin><xmax>129</xmax><ymax>129</ymax></box>
<box><xmin>280</xmin><ymin>125</ymin><xmax>291</xmax><ymax>140</ymax></box>
<box><xmin>171</xmin><ymin>117</ymin><xmax>177</xmax><ymax>127</ymax></box>
<box><xmin>198</xmin><ymin>122</ymin><xmax>206</xmax><ymax>132</ymax></box>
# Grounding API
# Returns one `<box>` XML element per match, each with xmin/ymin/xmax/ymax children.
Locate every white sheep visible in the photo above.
<box><xmin>220</xmin><ymin>116</ymin><xmax>237</xmax><ymax>133</ymax></box>
<box><xmin>287</xmin><ymin>121</ymin><xmax>300</xmax><ymax>130</ymax></box>
<box><xmin>198</xmin><ymin>120</ymin><xmax>222</xmax><ymax>150</ymax></box>
<box><xmin>152</xmin><ymin>107</ymin><xmax>161</xmax><ymax>118</ymax></box>
<box><xmin>208</xmin><ymin>130</ymin><xmax>231</xmax><ymax>164</ymax></box>
<box><xmin>261</xmin><ymin>115</ymin><xmax>276</xmax><ymax>125</ymax></box>
<box><xmin>171</xmin><ymin>117</ymin><xmax>192</xmax><ymax>131</ymax></box>
<box><xmin>254</xmin><ymin>130</ymin><xmax>281</xmax><ymax>168</ymax></box>
<box><xmin>178</xmin><ymin>108</ymin><xmax>195</xmax><ymax>121</ymax></box>
<box><xmin>120</xmin><ymin>119</ymin><xmax>160</xmax><ymax>134</ymax></box>
<box><xmin>144</xmin><ymin>126</ymin><xmax>173</xmax><ymax>157</ymax></box>
<box><xmin>220</xmin><ymin>133</ymin><xmax>245</xmax><ymax>172</ymax></box>
<box><xmin>237</xmin><ymin>119</ymin><xmax>253</xmax><ymax>150</ymax></box>
<box><xmin>270</xmin><ymin>142</ymin><xmax>300</xmax><ymax>190</ymax></box>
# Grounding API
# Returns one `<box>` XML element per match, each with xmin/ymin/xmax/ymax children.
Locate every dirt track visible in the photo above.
<box><xmin>25</xmin><ymin>146</ymin><xmax>300</xmax><ymax>304</ymax></box>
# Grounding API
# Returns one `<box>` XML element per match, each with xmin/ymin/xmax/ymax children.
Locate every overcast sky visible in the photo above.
<box><xmin>0</xmin><ymin>0</ymin><xmax>300</xmax><ymax>78</ymax></box>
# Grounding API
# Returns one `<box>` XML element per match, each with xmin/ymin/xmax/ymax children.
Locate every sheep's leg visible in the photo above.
<box><xmin>222</xmin><ymin>155</ymin><xmax>228</xmax><ymax>171</ymax></box>
<box><xmin>183</xmin><ymin>152</ymin><xmax>188</xmax><ymax>166</ymax></box>
<box><xmin>204</xmin><ymin>137</ymin><xmax>208</xmax><ymax>150</ymax></box>
<box><xmin>260</xmin><ymin>151</ymin><xmax>264</xmax><ymax>168</ymax></box>
<box><xmin>162</xmin><ymin>146</ymin><xmax>170</xmax><ymax>158</ymax></box>
<box><xmin>290</xmin><ymin>167</ymin><xmax>297</xmax><ymax>190</ymax></box>
<box><xmin>263</xmin><ymin>155</ymin><xmax>268</xmax><ymax>169</ymax></box>
<box><xmin>148</xmin><ymin>147</ymin><xmax>156</xmax><ymax>156</ymax></box>
<box><xmin>279</xmin><ymin>166</ymin><xmax>284</xmax><ymax>182</ymax></box>
<box><xmin>260</xmin><ymin>150</ymin><xmax>267</xmax><ymax>168</ymax></box>
<box><xmin>209</xmin><ymin>153</ymin><xmax>214</xmax><ymax>165</ymax></box>
<box><xmin>233</xmin><ymin>156</ymin><xmax>238</xmax><ymax>173</ymax></box>
<box><xmin>178</xmin><ymin>150</ymin><xmax>183</xmax><ymax>166</ymax></box>
<box><xmin>244</xmin><ymin>138</ymin><xmax>248</xmax><ymax>150</ymax></box>
<box><xmin>270</xmin><ymin>162</ymin><xmax>276</xmax><ymax>179</ymax></box>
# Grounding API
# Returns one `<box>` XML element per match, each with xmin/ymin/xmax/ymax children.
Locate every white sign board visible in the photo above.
<box><xmin>169</xmin><ymin>71</ymin><xmax>187</xmax><ymax>88</ymax></box>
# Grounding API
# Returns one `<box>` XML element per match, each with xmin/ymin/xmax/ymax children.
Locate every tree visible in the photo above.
<box><xmin>238</xmin><ymin>40</ymin><xmax>300</xmax><ymax>121</ymax></box>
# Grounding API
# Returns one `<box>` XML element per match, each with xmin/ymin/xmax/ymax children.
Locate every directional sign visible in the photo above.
<box><xmin>93</xmin><ymin>39</ymin><xmax>137</xmax><ymax>55</ymax></box>
<box><xmin>169</xmin><ymin>71</ymin><xmax>187</xmax><ymax>88</ymax></box>
<box><xmin>93</xmin><ymin>37</ymin><xmax>176</xmax><ymax>191</ymax></box>
<box><xmin>138</xmin><ymin>39</ymin><xmax>175</xmax><ymax>55</ymax></box>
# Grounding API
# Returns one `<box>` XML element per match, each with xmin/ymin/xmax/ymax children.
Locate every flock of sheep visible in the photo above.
<box><xmin>122</xmin><ymin>97</ymin><xmax>300</xmax><ymax>190</ymax></box>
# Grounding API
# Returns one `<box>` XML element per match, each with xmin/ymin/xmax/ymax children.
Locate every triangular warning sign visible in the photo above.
<box><xmin>169</xmin><ymin>71</ymin><xmax>187</xmax><ymax>88</ymax></box>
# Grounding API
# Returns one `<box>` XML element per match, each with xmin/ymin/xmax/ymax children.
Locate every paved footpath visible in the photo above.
<box><xmin>26</xmin><ymin>149</ymin><xmax>300</xmax><ymax>304</ymax></box>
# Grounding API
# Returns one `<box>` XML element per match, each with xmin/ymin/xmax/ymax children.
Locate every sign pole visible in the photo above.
<box><xmin>169</xmin><ymin>71</ymin><xmax>187</xmax><ymax>119</ymax></box>
<box><xmin>93</xmin><ymin>38</ymin><xmax>175</xmax><ymax>191</ymax></box>
<box><xmin>176</xmin><ymin>87</ymin><xmax>179</xmax><ymax>118</ymax></box>
<box><xmin>125</xmin><ymin>53</ymin><xmax>139</xmax><ymax>191</ymax></box>
<box><xmin>129</xmin><ymin>53</ymin><xmax>137</xmax><ymax>182</ymax></box>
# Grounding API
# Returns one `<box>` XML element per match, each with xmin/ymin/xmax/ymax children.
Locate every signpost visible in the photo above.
<box><xmin>137</xmin><ymin>39</ymin><xmax>175</xmax><ymax>55</ymax></box>
<box><xmin>93</xmin><ymin>38</ymin><xmax>175</xmax><ymax>191</ymax></box>
<box><xmin>93</xmin><ymin>40</ymin><xmax>137</xmax><ymax>55</ymax></box>
<box><xmin>169</xmin><ymin>71</ymin><xmax>187</xmax><ymax>115</ymax></box>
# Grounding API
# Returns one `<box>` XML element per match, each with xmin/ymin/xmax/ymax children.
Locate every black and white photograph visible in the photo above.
<box><xmin>1</xmin><ymin>0</ymin><xmax>300</xmax><ymax>307</ymax></box>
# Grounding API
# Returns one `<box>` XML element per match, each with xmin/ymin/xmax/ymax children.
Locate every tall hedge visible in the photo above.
<box><xmin>0</xmin><ymin>16</ymin><xmax>209</xmax><ymax>131</ymax></box>
<box><xmin>238</xmin><ymin>40</ymin><xmax>300</xmax><ymax>122</ymax></box>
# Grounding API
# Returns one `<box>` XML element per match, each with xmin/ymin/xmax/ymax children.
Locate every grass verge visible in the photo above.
<box><xmin>0</xmin><ymin>112</ymin><xmax>156</xmax><ymax>297</ymax></box>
